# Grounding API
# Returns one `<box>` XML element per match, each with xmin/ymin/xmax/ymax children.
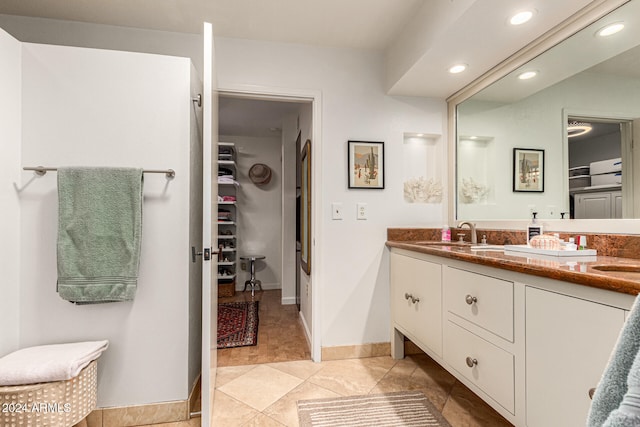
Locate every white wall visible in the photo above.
<box><xmin>220</xmin><ymin>135</ymin><xmax>283</xmax><ymax>290</ymax></box>
<box><xmin>0</xmin><ymin>28</ymin><xmax>21</xmax><ymax>357</ymax></box>
<box><xmin>569</xmin><ymin>131</ymin><xmax>621</xmax><ymax>168</ymax></box>
<box><xmin>217</xmin><ymin>38</ymin><xmax>447</xmax><ymax>348</ymax></box>
<box><xmin>282</xmin><ymin>113</ymin><xmax>299</xmax><ymax>305</ymax></box>
<box><xmin>19</xmin><ymin>43</ymin><xmax>193</xmax><ymax>407</ymax></box>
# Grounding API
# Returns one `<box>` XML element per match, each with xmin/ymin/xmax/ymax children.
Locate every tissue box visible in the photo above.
<box><xmin>590</xmin><ymin>158</ymin><xmax>622</xmax><ymax>175</ymax></box>
<box><xmin>591</xmin><ymin>172</ymin><xmax>622</xmax><ymax>186</ymax></box>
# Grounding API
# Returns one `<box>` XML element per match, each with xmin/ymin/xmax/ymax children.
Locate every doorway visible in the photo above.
<box><xmin>215</xmin><ymin>94</ymin><xmax>313</xmax><ymax>367</ymax></box>
<box><xmin>567</xmin><ymin>115</ymin><xmax>634</xmax><ymax>218</ymax></box>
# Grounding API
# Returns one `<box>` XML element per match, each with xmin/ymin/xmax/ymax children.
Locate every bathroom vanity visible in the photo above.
<box><xmin>387</xmin><ymin>232</ymin><xmax>639</xmax><ymax>427</ymax></box>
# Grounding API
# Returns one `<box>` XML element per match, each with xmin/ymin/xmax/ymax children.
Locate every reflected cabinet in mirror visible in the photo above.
<box><xmin>453</xmin><ymin>0</ymin><xmax>640</xmax><ymax>222</ymax></box>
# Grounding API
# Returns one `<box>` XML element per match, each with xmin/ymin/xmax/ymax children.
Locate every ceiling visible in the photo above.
<box><xmin>0</xmin><ymin>0</ymin><xmax>597</xmax><ymax>98</ymax></box>
<box><xmin>219</xmin><ymin>97</ymin><xmax>304</xmax><ymax>138</ymax></box>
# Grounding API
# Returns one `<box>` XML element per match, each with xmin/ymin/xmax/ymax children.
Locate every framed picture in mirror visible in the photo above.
<box><xmin>513</xmin><ymin>148</ymin><xmax>544</xmax><ymax>192</ymax></box>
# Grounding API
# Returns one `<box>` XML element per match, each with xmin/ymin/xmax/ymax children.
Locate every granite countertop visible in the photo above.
<box><xmin>386</xmin><ymin>239</ymin><xmax>640</xmax><ymax>296</ymax></box>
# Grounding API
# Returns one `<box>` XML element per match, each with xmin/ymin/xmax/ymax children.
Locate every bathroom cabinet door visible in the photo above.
<box><xmin>525</xmin><ymin>286</ymin><xmax>624</xmax><ymax>427</ymax></box>
<box><xmin>574</xmin><ymin>191</ymin><xmax>615</xmax><ymax>218</ymax></box>
<box><xmin>390</xmin><ymin>251</ymin><xmax>443</xmax><ymax>358</ymax></box>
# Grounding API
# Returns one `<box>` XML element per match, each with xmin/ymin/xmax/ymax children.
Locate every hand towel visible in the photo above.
<box><xmin>57</xmin><ymin>167</ymin><xmax>143</xmax><ymax>303</ymax></box>
<box><xmin>0</xmin><ymin>340</ymin><xmax>109</xmax><ymax>386</ymax></box>
<box><xmin>588</xmin><ymin>294</ymin><xmax>640</xmax><ymax>426</ymax></box>
<box><xmin>603</xmin><ymin>348</ymin><xmax>640</xmax><ymax>426</ymax></box>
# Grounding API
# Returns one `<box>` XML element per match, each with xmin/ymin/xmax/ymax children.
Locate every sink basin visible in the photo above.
<box><xmin>470</xmin><ymin>245</ymin><xmax>505</xmax><ymax>251</ymax></box>
<box><xmin>412</xmin><ymin>241</ymin><xmax>471</xmax><ymax>247</ymax></box>
<box><xmin>591</xmin><ymin>265</ymin><xmax>640</xmax><ymax>274</ymax></box>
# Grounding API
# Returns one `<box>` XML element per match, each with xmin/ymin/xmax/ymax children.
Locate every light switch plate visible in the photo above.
<box><xmin>332</xmin><ymin>202</ymin><xmax>343</xmax><ymax>220</ymax></box>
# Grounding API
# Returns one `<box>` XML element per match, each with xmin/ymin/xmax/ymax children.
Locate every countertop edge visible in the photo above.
<box><xmin>386</xmin><ymin>241</ymin><xmax>640</xmax><ymax>296</ymax></box>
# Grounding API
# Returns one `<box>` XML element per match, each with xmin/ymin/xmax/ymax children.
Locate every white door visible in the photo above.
<box><xmin>201</xmin><ymin>22</ymin><xmax>217</xmax><ymax>427</ymax></box>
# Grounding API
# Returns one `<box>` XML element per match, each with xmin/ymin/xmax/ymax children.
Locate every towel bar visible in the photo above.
<box><xmin>23</xmin><ymin>166</ymin><xmax>175</xmax><ymax>179</ymax></box>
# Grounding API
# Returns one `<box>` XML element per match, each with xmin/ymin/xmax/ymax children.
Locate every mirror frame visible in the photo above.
<box><xmin>447</xmin><ymin>0</ymin><xmax>635</xmax><ymax>233</ymax></box>
<box><xmin>300</xmin><ymin>139</ymin><xmax>312</xmax><ymax>274</ymax></box>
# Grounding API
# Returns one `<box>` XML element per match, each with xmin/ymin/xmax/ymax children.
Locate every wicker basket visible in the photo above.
<box><xmin>219</xmin><ymin>280</ymin><xmax>236</xmax><ymax>297</ymax></box>
<box><xmin>0</xmin><ymin>360</ymin><xmax>97</xmax><ymax>427</ymax></box>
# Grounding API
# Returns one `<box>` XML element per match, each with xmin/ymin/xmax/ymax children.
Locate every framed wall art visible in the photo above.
<box><xmin>513</xmin><ymin>148</ymin><xmax>544</xmax><ymax>192</ymax></box>
<box><xmin>348</xmin><ymin>140</ymin><xmax>384</xmax><ymax>189</ymax></box>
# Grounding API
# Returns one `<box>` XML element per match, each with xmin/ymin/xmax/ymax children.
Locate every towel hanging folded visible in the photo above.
<box><xmin>56</xmin><ymin>167</ymin><xmax>144</xmax><ymax>304</ymax></box>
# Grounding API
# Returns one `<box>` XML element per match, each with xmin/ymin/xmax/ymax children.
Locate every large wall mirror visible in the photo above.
<box><xmin>452</xmin><ymin>0</ymin><xmax>640</xmax><ymax>225</ymax></box>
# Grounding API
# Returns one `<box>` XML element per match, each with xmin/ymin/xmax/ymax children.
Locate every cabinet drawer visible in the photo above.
<box><xmin>445</xmin><ymin>320</ymin><xmax>515</xmax><ymax>414</ymax></box>
<box><xmin>390</xmin><ymin>252</ymin><xmax>442</xmax><ymax>357</ymax></box>
<box><xmin>444</xmin><ymin>266</ymin><xmax>513</xmax><ymax>341</ymax></box>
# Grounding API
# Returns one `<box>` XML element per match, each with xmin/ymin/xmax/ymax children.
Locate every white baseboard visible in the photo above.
<box><xmin>281</xmin><ymin>296</ymin><xmax>296</xmax><ymax>305</ymax></box>
<box><xmin>299</xmin><ymin>311</ymin><xmax>312</xmax><ymax>348</ymax></box>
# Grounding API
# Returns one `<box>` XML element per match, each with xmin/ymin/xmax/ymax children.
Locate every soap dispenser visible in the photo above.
<box><xmin>527</xmin><ymin>212</ymin><xmax>543</xmax><ymax>244</ymax></box>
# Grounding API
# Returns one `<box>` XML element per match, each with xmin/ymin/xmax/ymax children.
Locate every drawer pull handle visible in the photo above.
<box><xmin>404</xmin><ymin>293</ymin><xmax>420</xmax><ymax>304</ymax></box>
<box><xmin>465</xmin><ymin>294</ymin><xmax>478</xmax><ymax>305</ymax></box>
<box><xmin>466</xmin><ymin>357</ymin><xmax>478</xmax><ymax>368</ymax></box>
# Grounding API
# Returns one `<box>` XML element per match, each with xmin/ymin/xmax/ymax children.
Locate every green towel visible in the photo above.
<box><xmin>57</xmin><ymin>167</ymin><xmax>144</xmax><ymax>303</ymax></box>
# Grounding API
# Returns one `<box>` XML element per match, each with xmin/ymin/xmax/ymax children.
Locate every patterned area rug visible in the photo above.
<box><xmin>297</xmin><ymin>391</ymin><xmax>451</xmax><ymax>427</ymax></box>
<box><xmin>217</xmin><ymin>301</ymin><xmax>259</xmax><ymax>349</ymax></box>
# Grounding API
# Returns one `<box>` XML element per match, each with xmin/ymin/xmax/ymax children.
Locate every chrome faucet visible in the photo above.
<box><xmin>457</xmin><ymin>221</ymin><xmax>477</xmax><ymax>244</ymax></box>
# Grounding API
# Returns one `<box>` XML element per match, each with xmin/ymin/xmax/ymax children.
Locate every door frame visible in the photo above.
<box><xmin>218</xmin><ymin>84</ymin><xmax>322</xmax><ymax>362</ymax></box>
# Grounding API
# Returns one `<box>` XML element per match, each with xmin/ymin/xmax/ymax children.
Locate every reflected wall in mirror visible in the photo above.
<box><xmin>455</xmin><ymin>0</ymin><xmax>640</xmax><ymax>221</ymax></box>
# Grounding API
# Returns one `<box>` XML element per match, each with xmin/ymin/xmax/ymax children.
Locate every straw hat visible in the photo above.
<box><xmin>248</xmin><ymin>163</ymin><xmax>272</xmax><ymax>185</ymax></box>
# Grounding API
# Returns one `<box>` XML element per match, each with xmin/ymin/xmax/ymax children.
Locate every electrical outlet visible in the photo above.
<box><xmin>331</xmin><ymin>202</ymin><xmax>343</xmax><ymax>220</ymax></box>
<box><xmin>241</xmin><ymin>262</ymin><xmax>247</xmax><ymax>270</ymax></box>
<box><xmin>528</xmin><ymin>204</ymin><xmax>537</xmax><ymax>215</ymax></box>
<box><xmin>357</xmin><ymin>203</ymin><xmax>367</xmax><ymax>220</ymax></box>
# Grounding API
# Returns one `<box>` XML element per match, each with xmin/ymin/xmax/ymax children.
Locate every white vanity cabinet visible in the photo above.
<box><xmin>390</xmin><ymin>251</ymin><xmax>443</xmax><ymax>358</ymax></box>
<box><xmin>525</xmin><ymin>286</ymin><xmax>625</xmax><ymax>427</ymax></box>
<box><xmin>388</xmin><ymin>246</ymin><xmax>635</xmax><ymax>427</ymax></box>
<box><xmin>443</xmin><ymin>266</ymin><xmax>516</xmax><ymax>414</ymax></box>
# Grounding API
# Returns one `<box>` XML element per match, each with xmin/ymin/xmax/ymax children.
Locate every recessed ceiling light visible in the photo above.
<box><xmin>449</xmin><ymin>64</ymin><xmax>467</xmax><ymax>74</ymax></box>
<box><xmin>510</xmin><ymin>10</ymin><xmax>534</xmax><ymax>26</ymax></box>
<box><xmin>518</xmin><ymin>71</ymin><xmax>538</xmax><ymax>80</ymax></box>
<box><xmin>597</xmin><ymin>22</ymin><xmax>625</xmax><ymax>37</ymax></box>
<box><xmin>416</xmin><ymin>133</ymin><xmax>424</xmax><ymax>137</ymax></box>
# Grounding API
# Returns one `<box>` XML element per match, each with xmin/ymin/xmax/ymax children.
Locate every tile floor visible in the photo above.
<box><xmin>140</xmin><ymin>289</ymin><xmax>513</xmax><ymax>426</ymax></box>
<box><xmin>212</xmin><ymin>354</ymin><xmax>513</xmax><ymax>426</ymax></box>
